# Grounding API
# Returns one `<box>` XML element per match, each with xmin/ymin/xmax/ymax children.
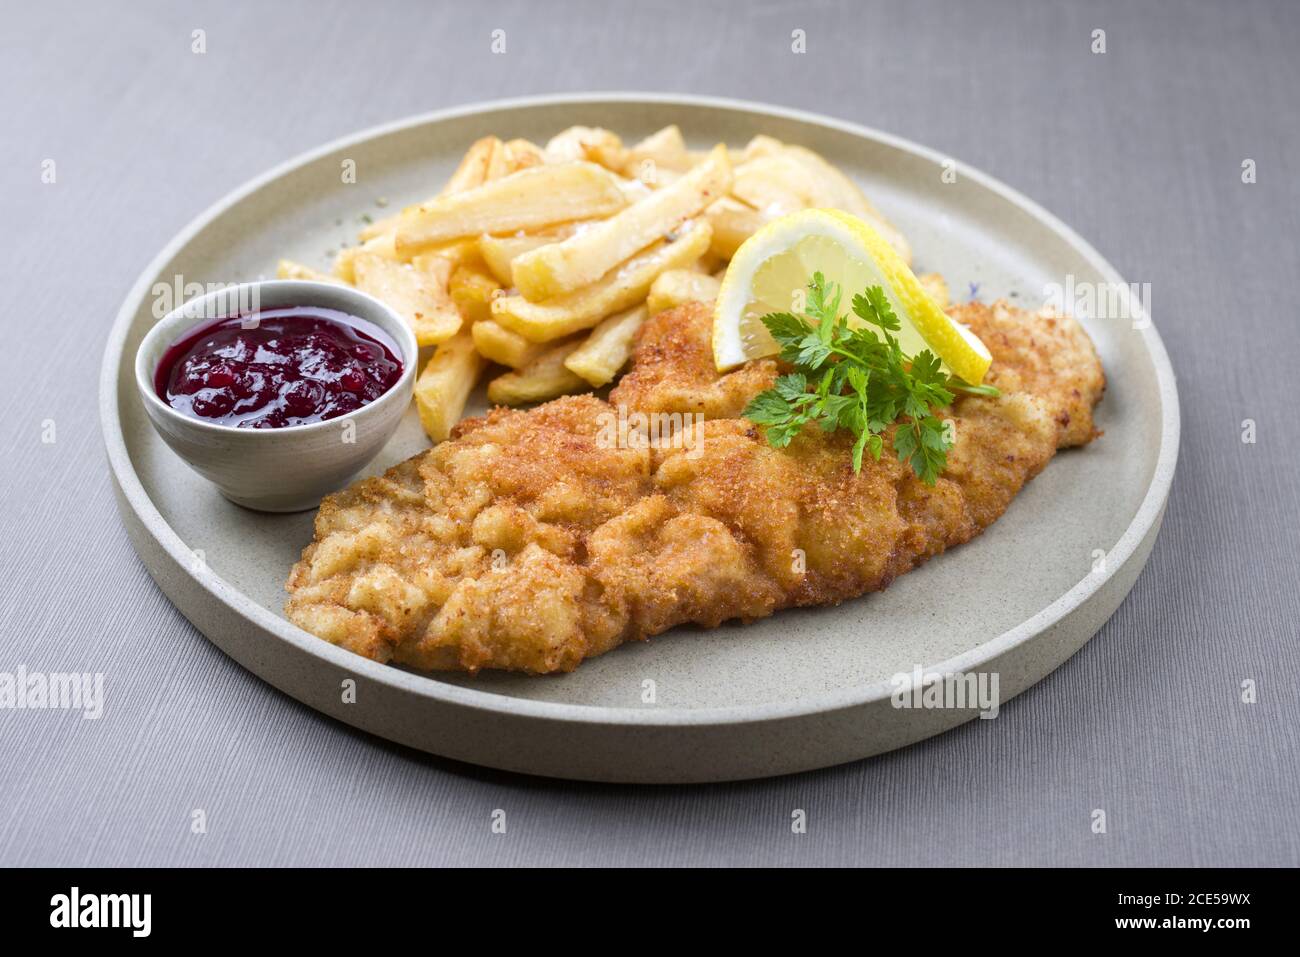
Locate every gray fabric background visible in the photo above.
<box><xmin>2</xmin><ymin>0</ymin><xmax>1297</xmax><ymax>867</ymax></box>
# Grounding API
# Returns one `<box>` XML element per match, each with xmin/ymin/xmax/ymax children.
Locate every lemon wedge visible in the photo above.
<box><xmin>712</xmin><ymin>208</ymin><xmax>992</xmax><ymax>384</ymax></box>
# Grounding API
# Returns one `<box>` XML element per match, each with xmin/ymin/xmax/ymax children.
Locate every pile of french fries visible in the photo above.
<box><xmin>278</xmin><ymin>125</ymin><xmax>934</xmax><ymax>444</ymax></box>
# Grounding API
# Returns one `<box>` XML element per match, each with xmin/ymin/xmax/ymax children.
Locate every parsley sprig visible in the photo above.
<box><xmin>742</xmin><ymin>273</ymin><xmax>999</xmax><ymax>484</ymax></box>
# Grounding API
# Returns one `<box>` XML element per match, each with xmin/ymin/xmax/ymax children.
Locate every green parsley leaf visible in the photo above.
<box><xmin>851</xmin><ymin>286</ymin><xmax>902</xmax><ymax>331</ymax></box>
<box><xmin>774</xmin><ymin>372</ymin><xmax>809</xmax><ymax>401</ymax></box>
<box><xmin>806</xmin><ymin>271</ymin><xmax>841</xmax><ymax>327</ymax></box>
<box><xmin>759</xmin><ymin>312</ymin><xmax>811</xmax><ymax>347</ymax></box>
<box><xmin>742</xmin><ymin>275</ymin><xmax>1001</xmax><ymax>484</ymax></box>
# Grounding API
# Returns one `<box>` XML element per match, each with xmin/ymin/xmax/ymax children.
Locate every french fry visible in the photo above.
<box><xmin>612</xmin><ymin>174</ymin><xmax>654</xmax><ymax>205</ymax></box>
<box><xmin>738</xmin><ymin>134</ymin><xmax>786</xmax><ymax>162</ymax></box>
<box><xmin>564</xmin><ymin>305</ymin><xmax>647</xmax><ymax>386</ymax></box>
<box><xmin>334</xmin><ymin>233</ymin><xmax>403</xmax><ymax>283</ymax></box>
<box><xmin>352</xmin><ymin>251</ymin><xmax>461</xmax><ymax>345</ymax></box>
<box><xmin>773</xmin><ymin>143</ymin><xmax>912</xmax><ymax>264</ymax></box>
<box><xmin>634</xmin><ymin>166</ymin><xmax>683</xmax><ymax>189</ymax></box>
<box><xmin>358</xmin><ymin>211</ymin><xmax>401</xmax><ymax>242</ymax></box>
<box><xmin>470</xmin><ymin>319</ymin><xmax>551</xmax><ymax>369</ymax></box>
<box><xmin>502</xmin><ymin>138</ymin><xmax>546</xmax><ymax>172</ymax></box>
<box><xmin>689</xmin><ymin>147</ymin><xmax>747</xmax><ymax>168</ymax></box>
<box><xmin>491</xmin><ymin>220</ymin><xmax>713</xmax><ymax>342</ymax></box>
<box><xmin>731</xmin><ymin>156</ymin><xmax>807</xmax><ymax>217</ymax></box>
<box><xmin>394</xmin><ymin>162</ymin><xmax>628</xmax><ymax>254</ymax></box>
<box><xmin>478</xmin><ymin>223</ymin><xmax>589</xmax><ymax>286</ymax></box>
<box><xmin>773</xmin><ymin>144</ymin><xmax>868</xmax><ymax>208</ymax></box>
<box><xmin>359</xmin><ymin>137</ymin><xmax>512</xmax><ymax>243</ymax></box>
<box><xmin>487</xmin><ymin>339</ymin><xmax>589</xmax><ymax>406</ymax></box>
<box><xmin>479</xmin><ymin>234</ymin><xmax>545</xmax><ymax>287</ymax></box>
<box><xmin>624</xmin><ymin>124</ymin><xmax>694</xmax><ymax>174</ymax></box>
<box><xmin>333</xmin><ymin>249</ymin><xmax>359</xmax><ymax>283</ymax></box>
<box><xmin>541</xmin><ymin>132</ymin><xmax>581</xmax><ymax>162</ymax></box>
<box><xmin>702</xmin><ymin>197</ymin><xmax>768</xmax><ymax>259</ymax></box>
<box><xmin>415</xmin><ymin>330</ymin><xmax>486</xmax><ymax>443</ymax></box>
<box><xmin>411</xmin><ymin>238</ymin><xmax>482</xmax><ymax>275</ymax></box>
<box><xmin>918</xmin><ymin>272</ymin><xmax>950</xmax><ymax>310</ymax></box>
<box><xmin>589</xmin><ymin>141</ymin><xmax>629</xmax><ymax>171</ymax></box>
<box><xmin>483</xmin><ymin>138</ymin><xmax>512</xmax><ymax>182</ymax></box>
<box><xmin>646</xmin><ymin>269</ymin><xmax>721</xmax><ymax>315</ymax></box>
<box><xmin>511</xmin><ymin>144</ymin><xmax>732</xmax><ymax>301</ymax></box>
<box><xmin>730</xmin><ymin>147</ymin><xmax>913</xmax><ymax>264</ymax></box>
<box><xmin>448</xmin><ymin>263</ymin><xmax>502</xmax><ymax>324</ymax></box>
<box><xmin>544</xmin><ymin>126</ymin><xmax>626</xmax><ymax>169</ymax></box>
<box><xmin>277</xmin><ymin>259</ymin><xmax>346</xmax><ymax>284</ymax></box>
<box><xmin>480</xmin><ymin>234</ymin><xmax>545</xmax><ymax>286</ymax></box>
<box><xmin>442</xmin><ymin>135</ymin><xmax>502</xmax><ymax>195</ymax></box>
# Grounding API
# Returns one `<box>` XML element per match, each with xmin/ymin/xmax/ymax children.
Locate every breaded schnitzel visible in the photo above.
<box><xmin>285</xmin><ymin>299</ymin><xmax>1104</xmax><ymax>673</ymax></box>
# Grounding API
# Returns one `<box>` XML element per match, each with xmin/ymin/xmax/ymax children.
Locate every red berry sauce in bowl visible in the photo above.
<box><xmin>155</xmin><ymin>306</ymin><xmax>403</xmax><ymax>429</ymax></box>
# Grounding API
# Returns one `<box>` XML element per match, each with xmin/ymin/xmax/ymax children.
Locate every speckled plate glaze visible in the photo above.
<box><xmin>101</xmin><ymin>94</ymin><xmax>1179</xmax><ymax>783</ymax></box>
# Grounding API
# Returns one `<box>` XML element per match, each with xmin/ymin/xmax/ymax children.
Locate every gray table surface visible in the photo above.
<box><xmin>2</xmin><ymin>0</ymin><xmax>1298</xmax><ymax>867</ymax></box>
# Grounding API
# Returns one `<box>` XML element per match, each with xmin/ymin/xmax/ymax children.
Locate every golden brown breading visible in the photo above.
<box><xmin>608</xmin><ymin>306</ymin><xmax>778</xmax><ymax>419</ymax></box>
<box><xmin>286</xmin><ymin>299</ymin><xmax>1104</xmax><ymax>674</ymax></box>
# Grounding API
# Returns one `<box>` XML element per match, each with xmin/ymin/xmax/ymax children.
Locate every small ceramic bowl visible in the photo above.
<box><xmin>135</xmin><ymin>279</ymin><xmax>417</xmax><ymax>512</ymax></box>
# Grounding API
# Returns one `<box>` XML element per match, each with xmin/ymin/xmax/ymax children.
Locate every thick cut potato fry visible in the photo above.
<box><xmin>334</xmin><ymin>233</ymin><xmax>403</xmax><ymax>283</ymax></box>
<box><xmin>502</xmin><ymin>138</ymin><xmax>546</xmax><ymax>172</ymax></box>
<box><xmin>544</xmin><ymin>126</ymin><xmax>626</xmax><ymax>169</ymax></box>
<box><xmin>411</xmin><ymin>238</ymin><xmax>482</xmax><ymax>278</ymax></box>
<box><xmin>774</xmin><ymin>144</ymin><xmax>874</xmax><ymax>210</ymax></box>
<box><xmin>448</xmin><ymin>264</ymin><xmax>502</xmax><ymax>324</ymax></box>
<box><xmin>359</xmin><ymin>137</ymin><xmax>514</xmax><ymax>243</ymax></box>
<box><xmin>277</xmin><ymin>259</ymin><xmax>345</xmax><ymax>284</ymax></box>
<box><xmin>918</xmin><ymin>272</ymin><xmax>950</xmax><ymax>310</ymax></box>
<box><xmin>333</xmin><ymin>249</ymin><xmax>359</xmax><ymax>283</ymax></box>
<box><xmin>394</xmin><ymin>163</ymin><xmax>628</xmax><ymax>254</ymax></box>
<box><xmin>624</xmin><ymin>124</ymin><xmax>694</xmax><ymax>175</ymax></box>
<box><xmin>479</xmin><ymin>234</ymin><xmax>547</xmax><ymax>287</ymax></box>
<box><xmin>442</xmin><ymin>135</ymin><xmax>502</xmax><ymax>195</ymax></box>
<box><xmin>490</xmin><ymin>221</ymin><xmax>713</xmax><ymax>342</ymax></box>
<box><xmin>773</xmin><ymin>143</ymin><xmax>912</xmax><ymax>264</ymax></box>
<box><xmin>483</xmin><ymin>137</ymin><xmax>513</xmax><ymax>181</ymax></box>
<box><xmin>612</xmin><ymin>174</ymin><xmax>654</xmax><ymax>204</ymax></box>
<box><xmin>479</xmin><ymin>234</ymin><xmax>546</xmax><ymax>287</ymax></box>
<box><xmin>563</xmin><ymin>305</ymin><xmax>647</xmax><ymax>386</ymax></box>
<box><xmin>731</xmin><ymin>156</ymin><xmax>808</xmax><ymax>217</ymax></box>
<box><xmin>731</xmin><ymin>148</ymin><xmax>913</xmax><ymax>264</ymax></box>
<box><xmin>470</xmin><ymin>319</ymin><xmax>551</xmax><ymax>369</ymax></box>
<box><xmin>487</xmin><ymin>339</ymin><xmax>588</xmax><ymax>406</ymax></box>
<box><xmin>738</xmin><ymin>134</ymin><xmax>786</xmax><ymax>162</ymax></box>
<box><xmin>647</xmin><ymin>269</ymin><xmax>722</xmax><ymax>315</ymax></box>
<box><xmin>703</xmin><ymin>197</ymin><xmax>768</xmax><ymax>259</ymax></box>
<box><xmin>689</xmin><ymin>146</ymin><xmax>746</xmax><ymax>167</ymax></box>
<box><xmin>352</xmin><ymin>251</ymin><xmax>461</xmax><ymax>345</ymax></box>
<box><xmin>633</xmin><ymin>165</ymin><xmax>683</xmax><ymax>188</ymax></box>
<box><xmin>358</xmin><ymin>212</ymin><xmax>401</xmax><ymax>243</ymax></box>
<box><xmin>415</xmin><ymin>330</ymin><xmax>486</xmax><ymax>443</ymax></box>
<box><xmin>511</xmin><ymin>144</ymin><xmax>732</xmax><ymax>301</ymax></box>
<box><xmin>478</xmin><ymin>223</ymin><xmax>589</xmax><ymax>286</ymax></box>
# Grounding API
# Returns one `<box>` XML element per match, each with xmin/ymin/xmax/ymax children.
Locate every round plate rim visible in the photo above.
<box><xmin>99</xmin><ymin>91</ymin><xmax>1181</xmax><ymax>728</ymax></box>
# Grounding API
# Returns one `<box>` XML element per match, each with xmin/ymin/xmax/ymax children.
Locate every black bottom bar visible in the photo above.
<box><xmin>0</xmin><ymin>866</ymin><xmax>1284</xmax><ymax>942</ymax></box>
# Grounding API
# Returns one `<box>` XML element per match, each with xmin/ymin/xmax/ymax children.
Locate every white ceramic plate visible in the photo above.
<box><xmin>101</xmin><ymin>94</ymin><xmax>1179</xmax><ymax>782</ymax></box>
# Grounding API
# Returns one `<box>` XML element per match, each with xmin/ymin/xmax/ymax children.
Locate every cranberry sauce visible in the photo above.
<box><xmin>155</xmin><ymin>306</ymin><xmax>403</xmax><ymax>429</ymax></box>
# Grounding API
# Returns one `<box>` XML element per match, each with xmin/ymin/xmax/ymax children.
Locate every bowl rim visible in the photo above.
<box><xmin>100</xmin><ymin>91</ymin><xmax>1181</xmax><ymax>728</ymax></box>
<box><xmin>133</xmin><ymin>278</ymin><xmax>418</xmax><ymax>438</ymax></box>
